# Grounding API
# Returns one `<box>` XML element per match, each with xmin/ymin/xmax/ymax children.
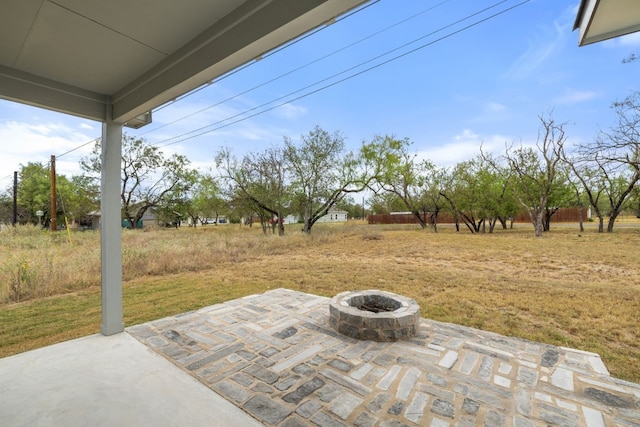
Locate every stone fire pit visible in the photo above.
<box><xmin>329</xmin><ymin>290</ymin><xmax>420</xmax><ymax>342</ymax></box>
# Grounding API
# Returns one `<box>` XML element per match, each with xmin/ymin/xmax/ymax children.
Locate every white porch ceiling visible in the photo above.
<box><xmin>0</xmin><ymin>0</ymin><xmax>370</xmax><ymax>125</ymax></box>
<box><xmin>574</xmin><ymin>0</ymin><xmax>640</xmax><ymax>46</ymax></box>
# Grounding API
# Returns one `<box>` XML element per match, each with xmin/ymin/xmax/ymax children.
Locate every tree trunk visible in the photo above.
<box><xmin>302</xmin><ymin>217</ymin><xmax>312</xmax><ymax>233</ymax></box>
<box><xmin>606</xmin><ymin>212</ymin><xmax>619</xmax><ymax>232</ymax></box>
<box><xmin>577</xmin><ymin>205</ymin><xmax>584</xmax><ymax>233</ymax></box>
<box><xmin>278</xmin><ymin>216</ymin><xmax>285</xmax><ymax>236</ymax></box>
<box><xmin>597</xmin><ymin>216</ymin><xmax>604</xmax><ymax>233</ymax></box>
<box><xmin>411</xmin><ymin>211</ymin><xmax>427</xmax><ymax>229</ymax></box>
<box><xmin>534</xmin><ymin>209</ymin><xmax>544</xmax><ymax>237</ymax></box>
<box><xmin>498</xmin><ymin>217</ymin><xmax>508</xmax><ymax>230</ymax></box>
<box><xmin>430</xmin><ymin>211</ymin><xmax>438</xmax><ymax>233</ymax></box>
<box><xmin>543</xmin><ymin>207</ymin><xmax>558</xmax><ymax>232</ymax></box>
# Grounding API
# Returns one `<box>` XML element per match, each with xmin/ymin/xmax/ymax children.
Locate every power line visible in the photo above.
<box><xmin>56</xmin><ymin>137</ymin><xmax>99</xmax><ymax>159</ymax></box>
<box><xmin>150</xmin><ymin>0</ymin><xmax>382</xmax><ymax>115</ymax></box>
<box><xmin>15</xmin><ymin>0</ymin><xmax>384</xmax><ymax>169</ymax></box>
<box><xmin>139</xmin><ymin>0</ymin><xmax>450</xmax><ymax>137</ymax></box>
<box><xmin>2</xmin><ymin>0</ymin><xmax>530</xmax><ymax>181</ymax></box>
<box><xmin>154</xmin><ymin>0</ymin><xmax>529</xmax><ymax>148</ymax></box>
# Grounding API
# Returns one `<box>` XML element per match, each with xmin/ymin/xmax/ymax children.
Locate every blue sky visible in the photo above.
<box><xmin>2</xmin><ymin>0</ymin><xmax>640</xmax><ymax>191</ymax></box>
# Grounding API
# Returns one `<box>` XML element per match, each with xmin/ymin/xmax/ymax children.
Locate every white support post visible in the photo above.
<box><xmin>100</xmin><ymin>117</ymin><xmax>124</xmax><ymax>335</ymax></box>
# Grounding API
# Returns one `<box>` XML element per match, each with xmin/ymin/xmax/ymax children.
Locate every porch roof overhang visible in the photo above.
<box><xmin>1</xmin><ymin>0</ymin><xmax>371</xmax><ymax>336</ymax></box>
<box><xmin>0</xmin><ymin>0</ymin><xmax>369</xmax><ymax>126</ymax></box>
<box><xmin>574</xmin><ymin>0</ymin><xmax>640</xmax><ymax>46</ymax></box>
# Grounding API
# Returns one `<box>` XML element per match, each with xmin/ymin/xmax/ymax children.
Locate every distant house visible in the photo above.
<box><xmin>202</xmin><ymin>216</ymin><xmax>228</xmax><ymax>225</ymax></box>
<box><xmin>316</xmin><ymin>208</ymin><xmax>348</xmax><ymax>223</ymax></box>
<box><xmin>242</xmin><ymin>209</ymin><xmax>348</xmax><ymax>226</ymax></box>
<box><xmin>86</xmin><ymin>211</ymin><xmax>101</xmax><ymax>230</ymax></box>
<box><xmin>283</xmin><ymin>214</ymin><xmax>298</xmax><ymax>224</ymax></box>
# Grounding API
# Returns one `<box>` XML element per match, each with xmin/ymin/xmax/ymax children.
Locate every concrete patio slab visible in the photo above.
<box><xmin>0</xmin><ymin>332</ymin><xmax>262</xmax><ymax>427</ymax></box>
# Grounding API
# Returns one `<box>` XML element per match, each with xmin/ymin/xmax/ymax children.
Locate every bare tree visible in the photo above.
<box><xmin>565</xmin><ymin>93</ymin><xmax>640</xmax><ymax>232</ymax></box>
<box><xmin>505</xmin><ymin>115</ymin><xmax>567</xmax><ymax>237</ymax></box>
<box><xmin>562</xmin><ymin>150</ymin><xmax>609</xmax><ymax>232</ymax></box>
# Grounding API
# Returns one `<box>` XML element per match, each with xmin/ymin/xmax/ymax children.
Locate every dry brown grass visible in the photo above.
<box><xmin>0</xmin><ymin>221</ymin><xmax>639</xmax><ymax>382</ymax></box>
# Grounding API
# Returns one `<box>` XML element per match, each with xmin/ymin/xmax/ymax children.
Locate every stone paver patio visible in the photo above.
<box><xmin>128</xmin><ymin>289</ymin><xmax>640</xmax><ymax>426</ymax></box>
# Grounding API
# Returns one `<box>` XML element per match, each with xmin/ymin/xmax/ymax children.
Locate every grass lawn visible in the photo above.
<box><xmin>1</xmin><ymin>221</ymin><xmax>639</xmax><ymax>383</ymax></box>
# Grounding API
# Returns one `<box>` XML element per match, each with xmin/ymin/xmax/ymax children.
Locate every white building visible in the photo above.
<box><xmin>316</xmin><ymin>208</ymin><xmax>348</xmax><ymax>223</ymax></box>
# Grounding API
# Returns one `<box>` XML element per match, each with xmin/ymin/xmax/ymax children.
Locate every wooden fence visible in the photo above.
<box><xmin>368</xmin><ymin>208</ymin><xmax>588</xmax><ymax>225</ymax></box>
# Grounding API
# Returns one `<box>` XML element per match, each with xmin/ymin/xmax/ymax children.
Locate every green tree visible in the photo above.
<box><xmin>191</xmin><ymin>172</ymin><xmax>227</xmax><ymax>226</ymax></box>
<box><xmin>17</xmin><ymin>162</ymin><xmax>51</xmax><ymax>225</ymax></box>
<box><xmin>368</xmin><ymin>136</ymin><xmax>435</xmax><ymax>229</ymax></box>
<box><xmin>479</xmin><ymin>150</ymin><xmax>521</xmax><ymax>230</ymax></box>
<box><xmin>15</xmin><ymin>162</ymin><xmax>98</xmax><ymax>228</ymax></box>
<box><xmin>216</xmin><ymin>146</ymin><xmax>289</xmax><ymax>235</ymax></box>
<box><xmin>82</xmin><ymin>135</ymin><xmax>195</xmax><ymax>229</ymax></box>
<box><xmin>285</xmin><ymin>126</ymin><xmax>383</xmax><ymax>233</ymax></box>
<box><xmin>0</xmin><ymin>189</ymin><xmax>23</xmax><ymax>225</ymax></box>
<box><xmin>369</xmin><ymin>192</ymin><xmax>407</xmax><ymax>214</ymax></box>
<box><xmin>443</xmin><ymin>155</ymin><xmax>516</xmax><ymax>234</ymax></box>
<box><xmin>542</xmin><ymin>166</ymin><xmax>573</xmax><ymax>232</ymax></box>
<box><xmin>59</xmin><ymin>175</ymin><xmax>100</xmax><ymax>225</ymax></box>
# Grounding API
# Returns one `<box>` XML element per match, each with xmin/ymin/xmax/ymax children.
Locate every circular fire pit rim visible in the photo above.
<box><xmin>329</xmin><ymin>289</ymin><xmax>420</xmax><ymax>342</ymax></box>
<box><xmin>334</xmin><ymin>290</ymin><xmax>412</xmax><ymax>314</ymax></box>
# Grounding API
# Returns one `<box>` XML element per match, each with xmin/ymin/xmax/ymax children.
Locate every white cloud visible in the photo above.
<box><xmin>468</xmin><ymin>101</ymin><xmax>512</xmax><ymax>125</ymax></box>
<box><xmin>0</xmin><ymin>120</ymin><xmax>96</xmax><ymax>188</ymax></box>
<box><xmin>594</xmin><ymin>24</ymin><xmax>640</xmax><ymax>49</ymax></box>
<box><xmin>486</xmin><ymin>102</ymin><xmax>508</xmax><ymax>113</ymax></box>
<box><xmin>553</xmin><ymin>89</ymin><xmax>599</xmax><ymax>105</ymax></box>
<box><xmin>273</xmin><ymin>103</ymin><xmax>308</xmax><ymax>120</ymax></box>
<box><xmin>505</xmin><ymin>6</ymin><xmax>575</xmax><ymax>80</ymax></box>
<box><xmin>506</xmin><ymin>37</ymin><xmax>561</xmax><ymax>80</ymax></box>
<box><xmin>416</xmin><ymin>129</ymin><xmax>511</xmax><ymax>168</ymax></box>
<box><xmin>606</xmin><ymin>31</ymin><xmax>640</xmax><ymax>48</ymax></box>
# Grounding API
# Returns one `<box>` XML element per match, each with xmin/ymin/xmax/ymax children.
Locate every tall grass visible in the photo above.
<box><xmin>0</xmin><ymin>221</ymin><xmax>639</xmax><ymax>382</ymax></box>
<box><xmin>0</xmin><ymin>225</ymin><xmax>100</xmax><ymax>303</ymax></box>
<box><xmin>0</xmin><ymin>224</ymin><xmax>347</xmax><ymax>303</ymax></box>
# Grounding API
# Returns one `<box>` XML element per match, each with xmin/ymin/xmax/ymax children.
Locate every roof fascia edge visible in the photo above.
<box><xmin>573</xmin><ymin>0</ymin><xmax>600</xmax><ymax>46</ymax></box>
<box><xmin>113</xmin><ymin>0</ymin><xmax>273</xmax><ymax>105</ymax></box>
<box><xmin>581</xmin><ymin>23</ymin><xmax>640</xmax><ymax>46</ymax></box>
<box><xmin>111</xmin><ymin>0</ymin><xmax>312</xmax><ymax>122</ymax></box>
<box><xmin>111</xmin><ymin>0</ymin><xmax>367</xmax><ymax>123</ymax></box>
<box><xmin>0</xmin><ymin>64</ymin><xmax>108</xmax><ymax>122</ymax></box>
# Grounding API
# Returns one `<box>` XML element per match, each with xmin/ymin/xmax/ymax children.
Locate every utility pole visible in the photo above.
<box><xmin>12</xmin><ymin>171</ymin><xmax>17</xmax><ymax>226</ymax></box>
<box><xmin>50</xmin><ymin>155</ymin><xmax>57</xmax><ymax>231</ymax></box>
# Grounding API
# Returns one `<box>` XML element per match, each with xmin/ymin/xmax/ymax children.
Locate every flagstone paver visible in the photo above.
<box><xmin>128</xmin><ymin>288</ymin><xmax>640</xmax><ymax>426</ymax></box>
